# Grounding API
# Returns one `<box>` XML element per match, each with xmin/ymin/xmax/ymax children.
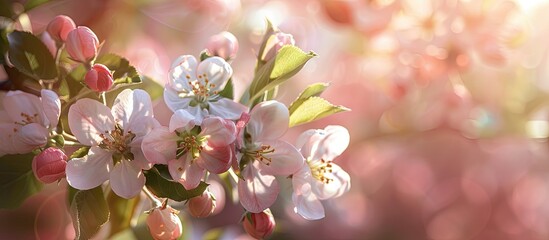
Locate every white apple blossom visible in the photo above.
<box><xmin>66</xmin><ymin>89</ymin><xmax>157</xmax><ymax>199</ymax></box>
<box><xmin>0</xmin><ymin>90</ymin><xmax>60</xmax><ymax>156</ymax></box>
<box><xmin>292</xmin><ymin>125</ymin><xmax>351</xmax><ymax>220</ymax></box>
<box><xmin>164</xmin><ymin>55</ymin><xmax>247</xmax><ymax>123</ymax></box>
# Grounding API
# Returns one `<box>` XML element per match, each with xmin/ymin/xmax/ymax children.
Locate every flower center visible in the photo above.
<box><xmin>14</xmin><ymin>112</ymin><xmax>39</xmax><ymax>125</ymax></box>
<box><xmin>308</xmin><ymin>159</ymin><xmax>334</xmax><ymax>184</ymax></box>
<box><xmin>185</xmin><ymin>73</ymin><xmax>219</xmax><ymax>103</ymax></box>
<box><xmin>243</xmin><ymin>144</ymin><xmax>275</xmax><ymax>166</ymax></box>
<box><xmin>176</xmin><ymin>127</ymin><xmax>206</xmax><ymax>160</ymax></box>
<box><xmin>98</xmin><ymin>124</ymin><xmax>135</xmax><ymax>163</ymax></box>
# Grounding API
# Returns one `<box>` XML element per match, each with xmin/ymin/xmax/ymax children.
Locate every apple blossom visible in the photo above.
<box><xmin>292</xmin><ymin>125</ymin><xmax>351</xmax><ymax>220</ymax></box>
<box><xmin>66</xmin><ymin>89</ymin><xmax>157</xmax><ymax>199</ymax></box>
<box><xmin>146</xmin><ymin>205</ymin><xmax>182</xmax><ymax>240</ymax></box>
<box><xmin>242</xmin><ymin>209</ymin><xmax>276</xmax><ymax>239</ymax></box>
<box><xmin>85</xmin><ymin>63</ymin><xmax>114</xmax><ymax>92</ymax></box>
<box><xmin>188</xmin><ymin>189</ymin><xmax>216</xmax><ymax>218</ymax></box>
<box><xmin>141</xmin><ymin>109</ymin><xmax>236</xmax><ymax>189</ymax></box>
<box><xmin>46</xmin><ymin>15</ymin><xmax>76</xmax><ymax>43</ymax></box>
<box><xmin>237</xmin><ymin>100</ymin><xmax>304</xmax><ymax>213</ymax></box>
<box><xmin>163</xmin><ymin>55</ymin><xmax>247</xmax><ymax>122</ymax></box>
<box><xmin>206</xmin><ymin>31</ymin><xmax>239</xmax><ymax>60</ymax></box>
<box><xmin>261</xmin><ymin>32</ymin><xmax>295</xmax><ymax>61</ymax></box>
<box><xmin>65</xmin><ymin>26</ymin><xmax>99</xmax><ymax>64</ymax></box>
<box><xmin>0</xmin><ymin>89</ymin><xmax>60</xmax><ymax>156</ymax></box>
<box><xmin>32</xmin><ymin>147</ymin><xmax>67</xmax><ymax>184</ymax></box>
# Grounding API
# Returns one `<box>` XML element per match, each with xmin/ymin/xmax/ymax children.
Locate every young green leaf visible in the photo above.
<box><xmin>289</xmin><ymin>82</ymin><xmax>330</xmax><ymax>114</ymax></box>
<box><xmin>219</xmin><ymin>78</ymin><xmax>234</xmax><ymax>99</ymax></box>
<box><xmin>107</xmin><ymin>191</ymin><xmax>140</xmax><ymax>237</ymax></box>
<box><xmin>96</xmin><ymin>54</ymin><xmax>141</xmax><ymax>85</ymax></box>
<box><xmin>144</xmin><ymin>168</ymin><xmax>209</xmax><ymax>201</ymax></box>
<box><xmin>7</xmin><ymin>31</ymin><xmax>57</xmax><ymax>80</ymax></box>
<box><xmin>70</xmin><ymin>146</ymin><xmax>90</xmax><ymax>159</ymax></box>
<box><xmin>69</xmin><ymin>186</ymin><xmax>110</xmax><ymax>240</ymax></box>
<box><xmin>289</xmin><ymin>96</ymin><xmax>350</xmax><ymax>127</ymax></box>
<box><xmin>0</xmin><ymin>153</ymin><xmax>43</xmax><ymax>209</ymax></box>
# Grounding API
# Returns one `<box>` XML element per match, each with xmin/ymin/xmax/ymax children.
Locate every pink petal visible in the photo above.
<box><xmin>238</xmin><ymin>163</ymin><xmax>280</xmax><ymax>213</ymax></box>
<box><xmin>247</xmin><ymin>100</ymin><xmax>289</xmax><ymax>142</ymax></box>
<box><xmin>66</xmin><ymin>147</ymin><xmax>112</xmax><ymax>190</ymax></box>
<box><xmin>111</xmin><ymin>89</ymin><xmax>155</xmax><ymax>136</ymax></box>
<box><xmin>40</xmin><ymin>89</ymin><xmax>61</xmax><ymax>128</ymax></box>
<box><xmin>169</xmin><ymin>55</ymin><xmax>197</xmax><ymax>92</ymax></box>
<box><xmin>3</xmin><ymin>90</ymin><xmax>46</xmax><ymax>126</ymax></box>
<box><xmin>130</xmin><ymin>139</ymin><xmax>153</xmax><ymax>170</ymax></box>
<box><xmin>68</xmin><ymin>98</ymin><xmax>115</xmax><ymax>146</ymax></box>
<box><xmin>208</xmin><ymin>98</ymin><xmax>248</xmax><ymax>121</ymax></box>
<box><xmin>141</xmin><ymin>126</ymin><xmax>178</xmax><ymax>164</ymax></box>
<box><xmin>258</xmin><ymin>140</ymin><xmax>304</xmax><ymax>176</ymax></box>
<box><xmin>163</xmin><ymin>87</ymin><xmax>190</xmax><ymax>112</ymax></box>
<box><xmin>169</xmin><ymin>109</ymin><xmax>196</xmax><ymax>133</ymax></box>
<box><xmin>291</xmin><ymin>166</ymin><xmax>325</xmax><ymax>220</ymax></box>
<box><xmin>168</xmin><ymin>157</ymin><xmax>205</xmax><ymax>190</ymax></box>
<box><xmin>110</xmin><ymin>160</ymin><xmax>145</xmax><ymax>199</ymax></box>
<box><xmin>297</xmin><ymin>125</ymin><xmax>350</xmax><ymax>161</ymax></box>
<box><xmin>19</xmin><ymin>123</ymin><xmax>48</xmax><ymax>147</ymax></box>
<box><xmin>0</xmin><ymin>124</ymin><xmax>36</xmax><ymax>154</ymax></box>
<box><xmin>196</xmin><ymin>143</ymin><xmax>232</xmax><ymax>173</ymax></box>
<box><xmin>196</xmin><ymin>56</ymin><xmax>232</xmax><ymax>92</ymax></box>
<box><xmin>311</xmin><ymin>163</ymin><xmax>351</xmax><ymax>200</ymax></box>
<box><xmin>200</xmin><ymin>117</ymin><xmax>235</xmax><ymax>147</ymax></box>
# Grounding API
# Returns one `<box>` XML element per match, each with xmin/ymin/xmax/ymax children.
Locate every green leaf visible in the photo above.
<box><xmin>24</xmin><ymin>0</ymin><xmax>50</xmax><ymax>11</ymax></box>
<box><xmin>144</xmin><ymin>168</ymin><xmax>208</xmax><ymax>201</ymax></box>
<box><xmin>288</xmin><ymin>82</ymin><xmax>330</xmax><ymax>114</ymax></box>
<box><xmin>289</xmin><ymin>96</ymin><xmax>350</xmax><ymax>127</ymax></box>
<box><xmin>255</xmin><ymin>19</ymin><xmax>277</xmax><ymax>71</ymax></box>
<box><xmin>248</xmin><ymin>45</ymin><xmax>316</xmax><ymax>104</ymax></box>
<box><xmin>69</xmin><ymin>186</ymin><xmax>110</xmax><ymax>240</ymax></box>
<box><xmin>7</xmin><ymin>31</ymin><xmax>57</xmax><ymax>80</ymax></box>
<box><xmin>70</xmin><ymin>146</ymin><xmax>90</xmax><ymax>159</ymax></box>
<box><xmin>96</xmin><ymin>53</ymin><xmax>141</xmax><ymax>85</ymax></box>
<box><xmin>219</xmin><ymin>78</ymin><xmax>234</xmax><ymax>99</ymax></box>
<box><xmin>0</xmin><ymin>153</ymin><xmax>43</xmax><ymax>209</ymax></box>
<box><xmin>107</xmin><ymin>191</ymin><xmax>140</xmax><ymax>237</ymax></box>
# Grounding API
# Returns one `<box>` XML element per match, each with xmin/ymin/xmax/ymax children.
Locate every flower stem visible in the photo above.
<box><xmin>62</xmin><ymin>131</ymin><xmax>78</xmax><ymax>141</ymax></box>
<box><xmin>64</xmin><ymin>140</ymin><xmax>85</xmax><ymax>147</ymax></box>
<box><xmin>143</xmin><ymin>186</ymin><xmax>162</xmax><ymax>208</ymax></box>
<box><xmin>100</xmin><ymin>92</ymin><xmax>107</xmax><ymax>106</ymax></box>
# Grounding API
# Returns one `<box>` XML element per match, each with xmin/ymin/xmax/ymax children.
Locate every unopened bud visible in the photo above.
<box><xmin>146</xmin><ymin>205</ymin><xmax>182</xmax><ymax>240</ymax></box>
<box><xmin>32</xmin><ymin>147</ymin><xmax>67</xmax><ymax>184</ymax></box>
<box><xmin>261</xmin><ymin>32</ymin><xmax>295</xmax><ymax>61</ymax></box>
<box><xmin>65</xmin><ymin>26</ymin><xmax>99</xmax><ymax>63</ymax></box>
<box><xmin>46</xmin><ymin>15</ymin><xmax>76</xmax><ymax>43</ymax></box>
<box><xmin>188</xmin><ymin>190</ymin><xmax>216</xmax><ymax>218</ymax></box>
<box><xmin>85</xmin><ymin>64</ymin><xmax>113</xmax><ymax>92</ymax></box>
<box><xmin>206</xmin><ymin>31</ymin><xmax>239</xmax><ymax>60</ymax></box>
<box><xmin>242</xmin><ymin>209</ymin><xmax>275</xmax><ymax>239</ymax></box>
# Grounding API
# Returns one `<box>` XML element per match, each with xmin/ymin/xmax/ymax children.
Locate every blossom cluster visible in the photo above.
<box><xmin>0</xmin><ymin>14</ymin><xmax>350</xmax><ymax>239</ymax></box>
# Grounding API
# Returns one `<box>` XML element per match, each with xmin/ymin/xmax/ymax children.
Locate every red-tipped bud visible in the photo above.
<box><xmin>32</xmin><ymin>147</ymin><xmax>67</xmax><ymax>184</ymax></box>
<box><xmin>188</xmin><ymin>190</ymin><xmax>216</xmax><ymax>218</ymax></box>
<box><xmin>206</xmin><ymin>31</ymin><xmax>239</xmax><ymax>60</ymax></box>
<box><xmin>146</xmin><ymin>205</ymin><xmax>182</xmax><ymax>240</ymax></box>
<box><xmin>242</xmin><ymin>209</ymin><xmax>275</xmax><ymax>239</ymax></box>
<box><xmin>65</xmin><ymin>26</ymin><xmax>99</xmax><ymax>63</ymax></box>
<box><xmin>46</xmin><ymin>15</ymin><xmax>76</xmax><ymax>43</ymax></box>
<box><xmin>261</xmin><ymin>32</ymin><xmax>295</xmax><ymax>61</ymax></box>
<box><xmin>85</xmin><ymin>64</ymin><xmax>113</xmax><ymax>92</ymax></box>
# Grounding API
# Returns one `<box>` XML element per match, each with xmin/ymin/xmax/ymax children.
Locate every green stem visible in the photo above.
<box><xmin>143</xmin><ymin>186</ymin><xmax>162</xmax><ymax>208</ymax></box>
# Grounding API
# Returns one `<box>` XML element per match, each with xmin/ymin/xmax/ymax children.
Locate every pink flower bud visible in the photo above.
<box><xmin>261</xmin><ymin>32</ymin><xmax>295</xmax><ymax>62</ymax></box>
<box><xmin>65</xmin><ymin>26</ymin><xmax>99</xmax><ymax>63</ymax></box>
<box><xmin>32</xmin><ymin>147</ymin><xmax>67</xmax><ymax>184</ymax></box>
<box><xmin>188</xmin><ymin>190</ymin><xmax>216</xmax><ymax>218</ymax></box>
<box><xmin>146</xmin><ymin>205</ymin><xmax>182</xmax><ymax>240</ymax></box>
<box><xmin>206</xmin><ymin>31</ymin><xmax>239</xmax><ymax>60</ymax></box>
<box><xmin>242</xmin><ymin>209</ymin><xmax>275</xmax><ymax>239</ymax></box>
<box><xmin>85</xmin><ymin>64</ymin><xmax>113</xmax><ymax>92</ymax></box>
<box><xmin>46</xmin><ymin>15</ymin><xmax>76</xmax><ymax>43</ymax></box>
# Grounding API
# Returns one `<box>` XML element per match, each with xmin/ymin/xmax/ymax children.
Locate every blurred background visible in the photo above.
<box><xmin>2</xmin><ymin>0</ymin><xmax>549</xmax><ymax>239</ymax></box>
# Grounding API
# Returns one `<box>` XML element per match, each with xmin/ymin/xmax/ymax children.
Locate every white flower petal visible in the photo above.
<box><xmin>141</xmin><ymin>126</ymin><xmax>178</xmax><ymax>164</ymax></box>
<box><xmin>291</xmin><ymin>166</ymin><xmax>325</xmax><ymax>220</ymax></box>
<box><xmin>111</xmin><ymin>89</ymin><xmax>155</xmax><ymax>136</ymax></box>
<box><xmin>238</xmin><ymin>163</ymin><xmax>280</xmax><ymax>213</ymax></box>
<box><xmin>200</xmin><ymin>117</ymin><xmax>235</xmax><ymax>147</ymax></box>
<box><xmin>3</xmin><ymin>90</ymin><xmax>46</xmax><ymax>126</ymax></box>
<box><xmin>168</xmin><ymin>157</ymin><xmax>205</xmax><ymax>190</ymax></box>
<box><xmin>169</xmin><ymin>55</ymin><xmax>198</xmax><ymax>92</ymax></box>
<box><xmin>19</xmin><ymin>123</ymin><xmax>48</xmax><ymax>147</ymax></box>
<box><xmin>196</xmin><ymin>56</ymin><xmax>232</xmax><ymax>92</ymax></box>
<box><xmin>208</xmin><ymin>98</ymin><xmax>248</xmax><ymax>120</ymax></box>
<box><xmin>66</xmin><ymin>147</ymin><xmax>112</xmax><ymax>190</ymax></box>
<box><xmin>130</xmin><ymin>138</ymin><xmax>152</xmax><ymax>170</ymax></box>
<box><xmin>258</xmin><ymin>140</ymin><xmax>304</xmax><ymax>176</ymax></box>
<box><xmin>68</xmin><ymin>98</ymin><xmax>115</xmax><ymax>146</ymax></box>
<box><xmin>40</xmin><ymin>89</ymin><xmax>61</xmax><ymax>128</ymax></box>
<box><xmin>110</xmin><ymin>160</ymin><xmax>145</xmax><ymax>199</ymax></box>
<box><xmin>169</xmin><ymin>109</ymin><xmax>196</xmax><ymax>133</ymax></box>
<box><xmin>311</xmin><ymin>163</ymin><xmax>351</xmax><ymax>200</ymax></box>
<box><xmin>298</xmin><ymin>125</ymin><xmax>350</xmax><ymax>161</ymax></box>
<box><xmin>247</xmin><ymin>100</ymin><xmax>289</xmax><ymax>142</ymax></box>
<box><xmin>0</xmin><ymin>124</ymin><xmax>36</xmax><ymax>154</ymax></box>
